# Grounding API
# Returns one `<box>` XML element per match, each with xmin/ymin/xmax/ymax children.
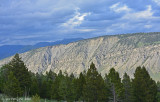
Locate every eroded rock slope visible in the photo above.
<box><xmin>1</xmin><ymin>32</ymin><xmax>160</xmax><ymax>80</ymax></box>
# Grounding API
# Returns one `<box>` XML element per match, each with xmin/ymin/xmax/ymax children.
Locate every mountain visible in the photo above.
<box><xmin>34</xmin><ymin>38</ymin><xmax>84</xmax><ymax>47</ymax></box>
<box><xmin>1</xmin><ymin>32</ymin><xmax>160</xmax><ymax>81</ymax></box>
<box><xmin>0</xmin><ymin>38</ymin><xmax>83</xmax><ymax>60</ymax></box>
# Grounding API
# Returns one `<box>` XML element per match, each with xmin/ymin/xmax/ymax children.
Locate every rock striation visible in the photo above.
<box><xmin>1</xmin><ymin>32</ymin><xmax>160</xmax><ymax>81</ymax></box>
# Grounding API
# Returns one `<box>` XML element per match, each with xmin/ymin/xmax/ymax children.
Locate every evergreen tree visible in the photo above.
<box><xmin>40</xmin><ymin>78</ymin><xmax>48</xmax><ymax>98</ymax></box>
<box><xmin>72</xmin><ymin>77</ymin><xmax>79</xmax><ymax>101</ymax></box>
<box><xmin>0</xmin><ymin>54</ymin><xmax>159</xmax><ymax>102</ymax></box>
<box><xmin>76</xmin><ymin>72</ymin><xmax>86</xmax><ymax>101</ymax></box>
<box><xmin>104</xmin><ymin>74</ymin><xmax>111</xmax><ymax>96</ymax></box>
<box><xmin>58</xmin><ymin>75</ymin><xmax>68</xmax><ymax>101</ymax></box>
<box><xmin>30</xmin><ymin>74</ymin><xmax>39</xmax><ymax>96</ymax></box>
<box><xmin>83</xmin><ymin>62</ymin><xmax>109</xmax><ymax>102</ymax></box>
<box><xmin>157</xmin><ymin>81</ymin><xmax>160</xmax><ymax>102</ymax></box>
<box><xmin>122</xmin><ymin>73</ymin><xmax>134</xmax><ymax>102</ymax></box>
<box><xmin>51</xmin><ymin>70</ymin><xmax>63</xmax><ymax>100</ymax></box>
<box><xmin>46</xmin><ymin>70</ymin><xmax>56</xmax><ymax>99</ymax></box>
<box><xmin>57</xmin><ymin>72</ymin><xmax>75</xmax><ymax>102</ymax></box>
<box><xmin>67</xmin><ymin>73</ymin><xmax>77</xmax><ymax>101</ymax></box>
<box><xmin>46</xmin><ymin>70</ymin><xmax>56</xmax><ymax>81</ymax></box>
<box><xmin>7</xmin><ymin>54</ymin><xmax>31</xmax><ymax>95</ymax></box>
<box><xmin>107</xmin><ymin>68</ymin><xmax>124</xmax><ymax>102</ymax></box>
<box><xmin>0</xmin><ymin>64</ymin><xmax>10</xmax><ymax>93</ymax></box>
<box><xmin>132</xmin><ymin>66</ymin><xmax>157</xmax><ymax>102</ymax></box>
<box><xmin>38</xmin><ymin>74</ymin><xmax>51</xmax><ymax>99</ymax></box>
<box><xmin>3</xmin><ymin>71</ymin><xmax>22</xmax><ymax>97</ymax></box>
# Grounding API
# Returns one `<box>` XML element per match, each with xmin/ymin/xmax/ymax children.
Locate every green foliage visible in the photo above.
<box><xmin>157</xmin><ymin>81</ymin><xmax>160</xmax><ymax>102</ymax></box>
<box><xmin>132</xmin><ymin>66</ymin><xmax>157</xmax><ymax>102</ymax></box>
<box><xmin>76</xmin><ymin>72</ymin><xmax>86</xmax><ymax>100</ymax></box>
<box><xmin>30</xmin><ymin>74</ymin><xmax>39</xmax><ymax>96</ymax></box>
<box><xmin>3</xmin><ymin>71</ymin><xmax>22</xmax><ymax>97</ymax></box>
<box><xmin>137</xmin><ymin>42</ymin><xmax>144</xmax><ymax>47</ymax></box>
<box><xmin>122</xmin><ymin>73</ymin><xmax>134</xmax><ymax>102</ymax></box>
<box><xmin>157</xmin><ymin>92</ymin><xmax>160</xmax><ymax>102</ymax></box>
<box><xmin>40</xmin><ymin>77</ymin><xmax>49</xmax><ymax>98</ymax></box>
<box><xmin>118</xmin><ymin>32</ymin><xmax>160</xmax><ymax>48</ymax></box>
<box><xmin>1</xmin><ymin>54</ymin><xmax>32</xmax><ymax>97</ymax></box>
<box><xmin>0</xmin><ymin>55</ymin><xmax>159</xmax><ymax>102</ymax></box>
<box><xmin>83</xmin><ymin>62</ymin><xmax>109</xmax><ymax>102</ymax></box>
<box><xmin>0</xmin><ymin>64</ymin><xmax>10</xmax><ymax>93</ymax></box>
<box><xmin>57</xmin><ymin>75</ymin><xmax>68</xmax><ymax>100</ymax></box>
<box><xmin>57</xmin><ymin>72</ymin><xmax>75</xmax><ymax>102</ymax></box>
<box><xmin>31</xmin><ymin>94</ymin><xmax>40</xmax><ymax>102</ymax></box>
<box><xmin>9</xmin><ymin>54</ymin><xmax>31</xmax><ymax>90</ymax></box>
<box><xmin>107</xmin><ymin>68</ymin><xmax>124</xmax><ymax>101</ymax></box>
<box><xmin>157</xmin><ymin>81</ymin><xmax>160</xmax><ymax>92</ymax></box>
<box><xmin>51</xmin><ymin>70</ymin><xmax>63</xmax><ymax>100</ymax></box>
<box><xmin>37</xmin><ymin>71</ymin><xmax>56</xmax><ymax>99</ymax></box>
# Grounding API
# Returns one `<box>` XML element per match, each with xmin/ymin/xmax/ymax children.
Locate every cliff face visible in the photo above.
<box><xmin>1</xmin><ymin>32</ymin><xmax>160</xmax><ymax>81</ymax></box>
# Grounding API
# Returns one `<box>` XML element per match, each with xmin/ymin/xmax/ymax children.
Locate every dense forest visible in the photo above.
<box><xmin>0</xmin><ymin>54</ymin><xmax>160</xmax><ymax>102</ymax></box>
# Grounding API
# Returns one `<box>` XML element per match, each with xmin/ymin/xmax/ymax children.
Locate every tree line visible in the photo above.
<box><xmin>0</xmin><ymin>54</ymin><xmax>160</xmax><ymax>102</ymax></box>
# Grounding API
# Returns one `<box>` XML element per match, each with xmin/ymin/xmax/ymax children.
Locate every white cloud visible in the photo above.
<box><xmin>106</xmin><ymin>23</ymin><xmax>128</xmax><ymax>33</ymax></box>
<box><xmin>110</xmin><ymin>2</ymin><xmax>120</xmax><ymax>10</ymax></box>
<box><xmin>76</xmin><ymin>28</ymin><xmax>96</xmax><ymax>32</ymax></box>
<box><xmin>144</xmin><ymin>24</ymin><xmax>152</xmax><ymax>29</ymax></box>
<box><xmin>110</xmin><ymin>2</ymin><xmax>131</xmax><ymax>13</ymax></box>
<box><xmin>62</xmin><ymin>8</ymin><xmax>91</xmax><ymax>28</ymax></box>
<box><xmin>123</xmin><ymin>5</ymin><xmax>154</xmax><ymax>20</ymax></box>
<box><xmin>153</xmin><ymin>0</ymin><xmax>160</xmax><ymax>6</ymax></box>
<box><xmin>1</xmin><ymin>0</ymin><xmax>160</xmax><ymax>45</ymax></box>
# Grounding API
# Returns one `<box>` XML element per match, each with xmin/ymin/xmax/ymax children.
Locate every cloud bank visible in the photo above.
<box><xmin>0</xmin><ymin>0</ymin><xmax>160</xmax><ymax>45</ymax></box>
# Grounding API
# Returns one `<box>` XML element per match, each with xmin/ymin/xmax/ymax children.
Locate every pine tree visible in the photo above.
<box><xmin>58</xmin><ymin>76</ymin><xmax>68</xmax><ymax>101</ymax></box>
<box><xmin>38</xmin><ymin>74</ymin><xmax>51</xmax><ymax>99</ymax></box>
<box><xmin>3</xmin><ymin>71</ymin><xmax>22</xmax><ymax>97</ymax></box>
<box><xmin>157</xmin><ymin>81</ymin><xmax>160</xmax><ymax>102</ymax></box>
<box><xmin>122</xmin><ymin>73</ymin><xmax>134</xmax><ymax>102</ymax></box>
<box><xmin>83</xmin><ymin>62</ymin><xmax>109</xmax><ymax>102</ymax></box>
<box><xmin>51</xmin><ymin>70</ymin><xmax>63</xmax><ymax>100</ymax></box>
<box><xmin>46</xmin><ymin>70</ymin><xmax>56</xmax><ymax>81</ymax></box>
<box><xmin>132</xmin><ymin>66</ymin><xmax>157</xmax><ymax>102</ymax></box>
<box><xmin>46</xmin><ymin>70</ymin><xmax>56</xmax><ymax>99</ymax></box>
<box><xmin>57</xmin><ymin>72</ymin><xmax>75</xmax><ymax>102</ymax></box>
<box><xmin>0</xmin><ymin>64</ymin><xmax>10</xmax><ymax>93</ymax></box>
<box><xmin>40</xmin><ymin>78</ymin><xmax>48</xmax><ymax>98</ymax></box>
<box><xmin>72</xmin><ymin>77</ymin><xmax>79</xmax><ymax>101</ymax></box>
<box><xmin>0</xmin><ymin>54</ymin><xmax>31</xmax><ymax>97</ymax></box>
<box><xmin>30</xmin><ymin>74</ymin><xmax>39</xmax><ymax>96</ymax></box>
<box><xmin>76</xmin><ymin>72</ymin><xmax>86</xmax><ymax>101</ymax></box>
<box><xmin>66</xmin><ymin>74</ymin><xmax>76</xmax><ymax>102</ymax></box>
<box><xmin>7</xmin><ymin>54</ymin><xmax>31</xmax><ymax>95</ymax></box>
<box><xmin>107</xmin><ymin>68</ymin><xmax>124</xmax><ymax>102</ymax></box>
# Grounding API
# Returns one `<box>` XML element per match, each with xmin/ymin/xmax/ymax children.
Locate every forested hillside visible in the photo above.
<box><xmin>0</xmin><ymin>54</ymin><xmax>159</xmax><ymax>102</ymax></box>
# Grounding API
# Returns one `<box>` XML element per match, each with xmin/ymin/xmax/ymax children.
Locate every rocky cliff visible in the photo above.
<box><xmin>1</xmin><ymin>32</ymin><xmax>160</xmax><ymax>81</ymax></box>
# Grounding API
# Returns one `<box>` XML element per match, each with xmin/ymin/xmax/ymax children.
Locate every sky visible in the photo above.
<box><xmin>0</xmin><ymin>0</ymin><xmax>160</xmax><ymax>45</ymax></box>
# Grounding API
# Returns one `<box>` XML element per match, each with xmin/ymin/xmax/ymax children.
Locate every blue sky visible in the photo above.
<box><xmin>0</xmin><ymin>0</ymin><xmax>160</xmax><ymax>45</ymax></box>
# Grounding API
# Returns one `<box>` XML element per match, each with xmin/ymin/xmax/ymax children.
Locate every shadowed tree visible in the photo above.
<box><xmin>0</xmin><ymin>54</ymin><xmax>31</xmax><ymax>97</ymax></box>
<box><xmin>132</xmin><ymin>66</ymin><xmax>157</xmax><ymax>102</ymax></box>
<box><xmin>8</xmin><ymin>54</ymin><xmax>31</xmax><ymax>96</ymax></box>
<box><xmin>83</xmin><ymin>62</ymin><xmax>109</xmax><ymax>102</ymax></box>
<box><xmin>122</xmin><ymin>73</ymin><xmax>134</xmax><ymax>102</ymax></box>
<box><xmin>157</xmin><ymin>81</ymin><xmax>160</xmax><ymax>102</ymax></box>
<box><xmin>107</xmin><ymin>68</ymin><xmax>124</xmax><ymax>102</ymax></box>
<box><xmin>3</xmin><ymin>71</ymin><xmax>22</xmax><ymax>97</ymax></box>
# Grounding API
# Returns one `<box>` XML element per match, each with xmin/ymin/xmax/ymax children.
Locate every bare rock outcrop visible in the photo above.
<box><xmin>1</xmin><ymin>32</ymin><xmax>160</xmax><ymax>81</ymax></box>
